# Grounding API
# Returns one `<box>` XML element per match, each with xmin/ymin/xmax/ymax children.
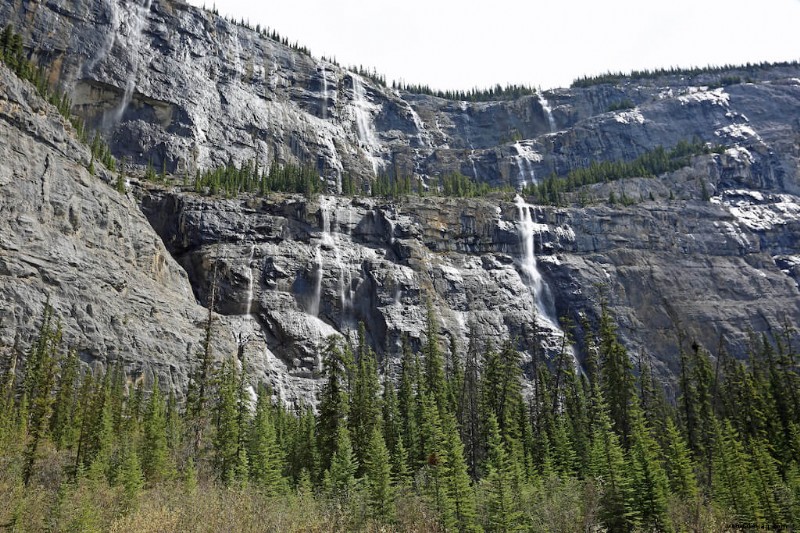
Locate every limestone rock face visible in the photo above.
<box><xmin>3</xmin><ymin>0</ymin><xmax>799</xmax><ymax>190</ymax></box>
<box><xmin>140</xmin><ymin>152</ymin><xmax>800</xmax><ymax>385</ymax></box>
<box><xmin>2</xmin><ymin>0</ymin><xmax>800</xmax><ymax>402</ymax></box>
<box><xmin>0</xmin><ymin>62</ymin><xmax>235</xmax><ymax>394</ymax></box>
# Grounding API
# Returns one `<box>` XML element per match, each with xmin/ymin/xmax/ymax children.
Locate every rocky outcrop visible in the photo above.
<box><xmin>0</xmin><ymin>61</ymin><xmax>239</xmax><ymax>395</ymax></box>
<box><xmin>2</xmin><ymin>0</ymin><xmax>800</xmax><ymax>403</ymax></box>
<box><xmin>2</xmin><ymin>0</ymin><xmax>799</xmax><ymax>191</ymax></box>
<box><xmin>139</xmin><ymin>148</ymin><xmax>800</xmax><ymax>388</ymax></box>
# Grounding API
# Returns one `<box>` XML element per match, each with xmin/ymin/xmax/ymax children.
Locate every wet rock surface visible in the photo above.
<box><xmin>2</xmin><ymin>0</ymin><xmax>800</xmax><ymax>402</ymax></box>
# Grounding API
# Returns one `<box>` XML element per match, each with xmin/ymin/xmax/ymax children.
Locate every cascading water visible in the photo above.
<box><xmin>538</xmin><ymin>93</ymin><xmax>557</xmax><ymax>133</ymax></box>
<box><xmin>109</xmin><ymin>0</ymin><xmax>152</xmax><ymax>125</ymax></box>
<box><xmin>514</xmin><ymin>142</ymin><xmax>535</xmax><ymax>189</ymax></box>
<box><xmin>515</xmin><ymin>195</ymin><xmax>555</xmax><ymax>323</ymax></box>
<box><xmin>351</xmin><ymin>74</ymin><xmax>380</xmax><ymax>174</ymax></box>
<box><xmin>244</xmin><ymin>244</ymin><xmax>256</xmax><ymax>316</ymax></box>
<box><xmin>514</xmin><ymin>194</ymin><xmax>581</xmax><ymax>368</ymax></box>
<box><xmin>309</xmin><ymin>197</ymin><xmax>354</xmax><ymax>318</ymax></box>
<box><xmin>320</xmin><ymin>65</ymin><xmax>329</xmax><ymax>119</ymax></box>
<box><xmin>407</xmin><ymin>103</ymin><xmax>432</xmax><ymax>148</ymax></box>
<box><xmin>84</xmin><ymin>0</ymin><xmax>121</xmax><ymax>75</ymax></box>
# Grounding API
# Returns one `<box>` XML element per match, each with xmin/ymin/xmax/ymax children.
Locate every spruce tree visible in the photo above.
<box><xmin>597</xmin><ymin>302</ymin><xmax>634</xmax><ymax>446</ymax></box>
<box><xmin>441</xmin><ymin>412</ymin><xmax>479</xmax><ymax>532</ymax></box>
<box><xmin>317</xmin><ymin>336</ymin><xmax>352</xmax><ymax>474</ymax></box>
<box><xmin>326</xmin><ymin>424</ymin><xmax>358</xmax><ymax>501</ymax></box>
<box><xmin>117</xmin><ymin>440</ymin><xmax>145</xmax><ymax>510</ymax></box>
<box><xmin>364</xmin><ymin>426</ymin><xmax>395</xmax><ymax>521</ymax></box>
<box><xmin>248</xmin><ymin>386</ymin><xmax>286</xmax><ymax>495</ymax></box>
<box><xmin>349</xmin><ymin>341</ymin><xmax>381</xmax><ymax>474</ymax></box>
<box><xmin>423</xmin><ymin>298</ymin><xmax>448</xmax><ymax>414</ymax></box>
<box><xmin>213</xmin><ymin>358</ymin><xmax>245</xmax><ymax>485</ymax></box>
<box><xmin>142</xmin><ymin>378</ymin><xmax>171</xmax><ymax>483</ymax></box>
<box><xmin>662</xmin><ymin>417</ymin><xmax>698</xmax><ymax>500</ymax></box>
<box><xmin>482</xmin><ymin>413</ymin><xmax>524</xmax><ymax>532</ymax></box>
<box><xmin>711</xmin><ymin>420</ymin><xmax>761</xmax><ymax>526</ymax></box>
<box><xmin>50</xmin><ymin>348</ymin><xmax>79</xmax><ymax>450</ymax></box>
<box><xmin>588</xmin><ymin>386</ymin><xmax>637</xmax><ymax>531</ymax></box>
<box><xmin>627</xmin><ymin>402</ymin><xmax>669</xmax><ymax>530</ymax></box>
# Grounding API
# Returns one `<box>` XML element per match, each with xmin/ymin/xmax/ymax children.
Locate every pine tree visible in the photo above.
<box><xmin>398</xmin><ymin>335</ymin><xmax>421</xmax><ymax>470</ymax></box>
<box><xmin>627</xmin><ymin>401</ymin><xmax>669</xmax><ymax>530</ymax></box>
<box><xmin>50</xmin><ymin>348</ymin><xmax>79</xmax><ymax>450</ymax></box>
<box><xmin>22</xmin><ymin>315</ymin><xmax>61</xmax><ymax>485</ymax></box>
<box><xmin>326</xmin><ymin>424</ymin><xmax>358</xmax><ymax>501</ymax></box>
<box><xmin>317</xmin><ymin>336</ymin><xmax>352</xmax><ymax>474</ymax></box>
<box><xmin>117</xmin><ymin>440</ymin><xmax>144</xmax><ymax>510</ymax></box>
<box><xmin>248</xmin><ymin>386</ymin><xmax>286</xmax><ymax>495</ymax></box>
<box><xmin>588</xmin><ymin>386</ymin><xmax>637</xmax><ymax>531</ymax></box>
<box><xmin>597</xmin><ymin>302</ymin><xmax>634</xmax><ymax>446</ymax></box>
<box><xmin>364</xmin><ymin>426</ymin><xmax>394</xmax><ymax>521</ymax></box>
<box><xmin>482</xmin><ymin>413</ymin><xmax>524</xmax><ymax>532</ymax></box>
<box><xmin>711</xmin><ymin>420</ymin><xmax>761</xmax><ymax>526</ymax></box>
<box><xmin>662</xmin><ymin>417</ymin><xmax>698</xmax><ymax>500</ymax></box>
<box><xmin>381</xmin><ymin>372</ymin><xmax>403</xmax><ymax>474</ymax></box>
<box><xmin>461</xmin><ymin>325</ymin><xmax>483</xmax><ymax>480</ymax></box>
<box><xmin>349</xmin><ymin>339</ymin><xmax>381</xmax><ymax>474</ymax></box>
<box><xmin>213</xmin><ymin>358</ymin><xmax>246</xmax><ymax>485</ymax></box>
<box><xmin>424</xmin><ymin>298</ymin><xmax>448</xmax><ymax>414</ymax></box>
<box><xmin>441</xmin><ymin>412</ymin><xmax>479</xmax><ymax>532</ymax></box>
<box><xmin>142</xmin><ymin>378</ymin><xmax>171</xmax><ymax>483</ymax></box>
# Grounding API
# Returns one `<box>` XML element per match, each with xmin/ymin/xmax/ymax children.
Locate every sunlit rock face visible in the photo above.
<box><xmin>2</xmin><ymin>0</ymin><xmax>800</xmax><ymax>403</ymax></box>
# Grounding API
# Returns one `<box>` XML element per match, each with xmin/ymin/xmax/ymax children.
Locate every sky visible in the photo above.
<box><xmin>186</xmin><ymin>0</ymin><xmax>800</xmax><ymax>91</ymax></box>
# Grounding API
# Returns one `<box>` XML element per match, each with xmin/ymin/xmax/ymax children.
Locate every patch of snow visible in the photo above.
<box><xmin>614</xmin><ymin>108</ymin><xmax>645</xmax><ymax>125</ymax></box>
<box><xmin>724</xmin><ymin>146</ymin><xmax>754</xmax><ymax>164</ymax></box>
<box><xmin>719</xmin><ymin>191</ymin><xmax>800</xmax><ymax>231</ymax></box>
<box><xmin>715</xmin><ymin>123</ymin><xmax>760</xmax><ymax>142</ymax></box>
<box><xmin>677</xmin><ymin>87</ymin><xmax>730</xmax><ymax>107</ymax></box>
<box><xmin>554</xmin><ymin>225</ymin><xmax>576</xmax><ymax>242</ymax></box>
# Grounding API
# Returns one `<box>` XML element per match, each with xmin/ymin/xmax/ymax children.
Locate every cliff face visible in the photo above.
<box><xmin>2</xmin><ymin>0</ymin><xmax>800</xmax><ymax>401</ymax></box>
<box><xmin>0</xmin><ymin>61</ymin><xmax>237</xmax><ymax>394</ymax></box>
<box><xmin>3</xmin><ymin>0</ymin><xmax>798</xmax><ymax>188</ymax></box>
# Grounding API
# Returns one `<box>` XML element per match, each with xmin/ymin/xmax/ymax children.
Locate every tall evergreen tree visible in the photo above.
<box><xmin>248</xmin><ymin>386</ymin><xmax>286</xmax><ymax>495</ymax></box>
<box><xmin>364</xmin><ymin>426</ymin><xmax>395</xmax><ymax>521</ymax></box>
<box><xmin>349</xmin><ymin>340</ymin><xmax>381</xmax><ymax>473</ymax></box>
<box><xmin>423</xmin><ymin>298</ymin><xmax>448</xmax><ymax>414</ymax></box>
<box><xmin>317</xmin><ymin>335</ymin><xmax>352</xmax><ymax>473</ymax></box>
<box><xmin>213</xmin><ymin>358</ymin><xmax>246</xmax><ymax>485</ymax></box>
<box><xmin>142</xmin><ymin>378</ymin><xmax>171</xmax><ymax>483</ymax></box>
<box><xmin>482</xmin><ymin>413</ymin><xmax>524</xmax><ymax>532</ymax></box>
<box><xmin>588</xmin><ymin>385</ymin><xmax>637</xmax><ymax>531</ymax></box>
<box><xmin>597</xmin><ymin>302</ymin><xmax>634</xmax><ymax>446</ymax></box>
<box><xmin>441</xmin><ymin>412</ymin><xmax>479</xmax><ymax>532</ymax></box>
<box><xmin>326</xmin><ymin>424</ymin><xmax>358</xmax><ymax>501</ymax></box>
<box><xmin>711</xmin><ymin>420</ymin><xmax>761</xmax><ymax>526</ymax></box>
<box><xmin>627</xmin><ymin>401</ymin><xmax>669</xmax><ymax>530</ymax></box>
<box><xmin>662</xmin><ymin>417</ymin><xmax>698</xmax><ymax>500</ymax></box>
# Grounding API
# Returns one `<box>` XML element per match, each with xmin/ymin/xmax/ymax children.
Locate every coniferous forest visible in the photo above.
<box><xmin>1</xmin><ymin>300</ymin><xmax>799</xmax><ymax>532</ymax></box>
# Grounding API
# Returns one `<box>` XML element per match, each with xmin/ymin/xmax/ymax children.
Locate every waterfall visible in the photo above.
<box><xmin>538</xmin><ymin>94</ymin><xmax>557</xmax><ymax>133</ymax></box>
<box><xmin>515</xmin><ymin>195</ymin><xmax>554</xmax><ymax>322</ymax></box>
<box><xmin>514</xmin><ymin>142</ymin><xmax>543</xmax><ymax>189</ymax></box>
<box><xmin>407</xmin><ymin>102</ymin><xmax>432</xmax><ymax>148</ymax></box>
<box><xmin>244</xmin><ymin>244</ymin><xmax>256</xmax><ymax>316</ymax></box>
<box><xmin>351</xmin><ymin>74</ymin><xmax>380</xmax><ymax>174</ymax></box>
<box><xmin>84</xmin><ymin>0</ymin><xmax>121</xmax><ymax>75</ymax></box>
<box><xmin>309</xmin><ymin>197</ymin><xmax>354</xmax><ymax>317</ymax></box>
<box><xmin>514</xmin><ymin>195</ymin><xmax>581</xmax><ymax>368</ymax></box>
<box><xmin>320</xmin><ymin>65</ymin><xmax>329</xmax><ymax>119</ymax></box>
<box><xmin>469</xmin><ymin>150</ymin><xmax>479</xmax><ymax>180</ymax></box>
<box><xmin>109</xmin><ymin>0</ymin><xmax>152</xmax><ymax>124</ymax></box>
<box><xmin>514</xmin><ymin>142</ymin><xmax>534</xmax><ymax>189</ymax></box>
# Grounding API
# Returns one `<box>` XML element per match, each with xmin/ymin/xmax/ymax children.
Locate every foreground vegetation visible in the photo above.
<box><xmin>1</xmin><ymin>299</ymin><xmax>799</xmax><ymax>532</ymax></box>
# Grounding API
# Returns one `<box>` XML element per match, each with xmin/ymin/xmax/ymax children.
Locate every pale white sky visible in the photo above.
<box><xmin>186</xmin><ymin>0</ymin><xmax>800</xmax><ymax>90</ymax></box>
